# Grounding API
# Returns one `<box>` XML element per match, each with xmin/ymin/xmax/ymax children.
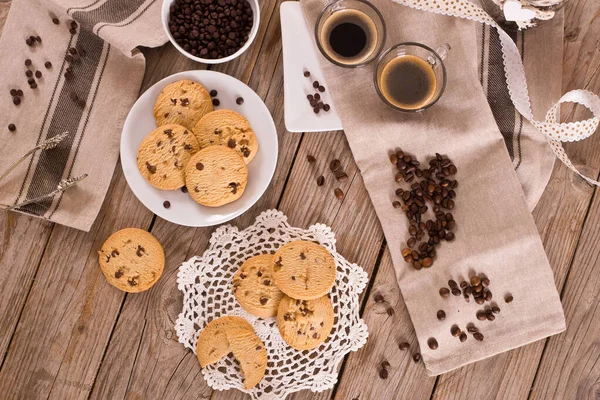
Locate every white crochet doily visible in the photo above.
<box><xmin>175</xmin><ymin>210</ymin><xmax>369</xmax><ymax>399</ymax></box>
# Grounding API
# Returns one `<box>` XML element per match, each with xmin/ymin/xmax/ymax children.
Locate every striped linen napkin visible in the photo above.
<box><xmin>0</xmin><ymin>0</ymin><xmax>167</xmax><ymax>231</ymax></box>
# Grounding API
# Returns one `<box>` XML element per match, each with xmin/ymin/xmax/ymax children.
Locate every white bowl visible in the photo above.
<box><xmin>161</xmin><ymin>0</ymin><xmax>260</xmax><ymax>64</ymax></box>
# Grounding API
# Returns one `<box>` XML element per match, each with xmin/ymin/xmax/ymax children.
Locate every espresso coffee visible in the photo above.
<box><xmin>319</xmin><ymin>9</ymin><xmax>378</xmax><ymax>66</ymax></box>
<box><xmin>378</xmin><ymin>55</ymin><xmax>437</xmax><ymax>110</ymax></box>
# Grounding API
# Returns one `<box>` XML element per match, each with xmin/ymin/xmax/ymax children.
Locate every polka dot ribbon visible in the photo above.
<box><xmin>392</xmin><ymin>0</ymin><xmax>600</xmax><ymax>185</ymax></box>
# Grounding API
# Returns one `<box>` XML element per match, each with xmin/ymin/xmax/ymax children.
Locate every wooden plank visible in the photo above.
<box><xmin>431</xmin><ymin>0</ymin><xmax>600</xmax><ymax>398</ymax></box>
<box><xmin>91</xmin><ymin>4</ymin><xmax>296</xmax><ymax>394</ymax></box>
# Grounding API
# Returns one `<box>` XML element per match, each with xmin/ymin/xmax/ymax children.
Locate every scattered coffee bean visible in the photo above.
<box><xmin>473</xmin><ymin>332</ymin><xmax>484</xmax><ymax>341</ymax></box>
<box><xmin>69</xmin><ymin>27</ymin><xmax>77</xmax><ymax>35</ymax></box>
<box><xmin>317</xmin><ymin>175</ymin><xmax>325</xmax><ymax>186</ymax></box>
<box><xmin>70</xmin><ymin>20</ymin><xmax>78</xmax><ymax>29</ymax></box>
<box><xmin>378</xmin><ymin>368</ymin><xmax>388</xmax><ymax>379</ymax></box>
<box><xmin>459</xmin><ymin>332</ymin><xmax>467</xmax><ymax>342</ymax></box>
<box><xmin>412</xmin><ymin>353</ymin><xmax>421</xmax><ymax>362</ymax></box>
<box><xmin>439</xmin><ymin>287</ymin><xmax>450</xmax><ymax>298</ymax></box>
<box><xmin>181</xmin><ymin>186</ymin><xmax>188</xmax><ymax>193</ymax></box>
<box><xmin>35</xmin><ymin>71</ymin><xmax>42</xmax><ymax>79</ymax></box>
<box><xmin>168</xmin><ymin>0</ymin><xmax>254</xmax><ymax>60</ymax></box>
<box><xmin>476</xmin><ymin>311</ymin><xmax>486</xmax><ymax>321</ymax></box>
<box><xmin>374</xmin><ymin>294</ymin><xmax>384</xmax><ymax>303</ymax></box>
<box><xmin>334</xmin><ymin>188</ymin><xmax>344</xmax><ymax>199</ymax></box>
<box><xmin>304</xmin><ymin>71</ymin><xmax>310</xmax><ymax>77</ymax></box>
<box><xmin>381</xmin><ymin>360</ymin><xmax>390</xmax><ymax>369</ymax></box>
<box><xmin>65</xmin><ymin>54</ymin><xmax>73</xmax><ymax>63</ymax></box>
<box><xmin>393</xmin><ymin>201</ymin><xmax>401</xmax><ymax>209</ymax></box>
<box><xmin>307</xmin><ymin>154</ymin><xmax>316</xmax><ymax>163</ymax></box>
<box><xmin>386</xmin><ymin>307</ymin><xmax>395</xmax><ymax>316</ymax></box>
<box><xmin>335</xmin><ymin>171</ymin><xmax>348</xmax><ymax>182</ymax></box>
<box><xmin>52</xmin><ymin>17</ymin><xmax>60</xmax><ymax>25</ymax></box>
<box><xmin>35</xmin><ymin>36</ymin><xmax>42</xmax><ymax>43</ymax></box>
<box><xmin>45</xmin><ymin>61</ymin><xmax>52</xmax><ymax>69</ymax></box>
<box><xmin>505</xmin><ymin>294</ymin><xmax>513</xmax><ymax>303</ymax></box>
<box><xmin>399</xmin><ymin>342</ymin><xmax>410</xmax><ymax>351</ymax></box>
<box><xmin>427</xmin><ymin>338</ymin><xmax>438</xmax><ymax>350</ymax></box>
<box><xmin>451</xmin><ymin>288</ymin><xmax>461</xmax><ymax>296</ymax></box>
<box><xmin>69</xmin><ymin>47</ymin><xmax>77</xmax><ymax>54</ymax></box>
<box><xmin>163</xmin><ymin>200</ymin><xmax>171</xmax><ymax>209</ymax></box>
<box><xmin>236</xmin><ymin>97</ymin><xmax>244</xmax><ymax>105</ymax></box>
<box><xmin>491</xmin><ymin>306</ymin><xmax>500</xmax><ymax>314</ymax></box>
<box><xmin>436</xmin><ymin>310</ymin><xmax>446</xmax><ymax>321</ymax></box>
<box><xmin>210</xmin><ymin>90</ymin><xmax>218</xmax><ymax>97</ymax></box>
<box><xmin>330</xmin><ymin>159</ymin><xmax>341</xmax><ymax>172</ymax></box>
<box><xmin>450</xmin><ymin>325</ymin><xmax>460</xmax><ymax>337</ymax></box>
<box><xmin>8</xmin><ymin>124</ymin><xmax>16</xmax><ymax>132</ymax></box>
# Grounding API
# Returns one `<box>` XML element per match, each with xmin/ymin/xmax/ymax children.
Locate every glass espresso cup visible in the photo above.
<box><xmin>315</xmin><ymin>0</ymin><xmax>386</xmax><ymax>68</ymax></box>
<box><xmin>374</xmin><ymin>43</ymin><xmax>450</xmax><ymax>112</ymax></box>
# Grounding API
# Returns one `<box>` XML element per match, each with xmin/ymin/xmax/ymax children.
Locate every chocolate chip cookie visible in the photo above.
<box><xmin>233</xmin><ymin>254</ymin><xmax>285</xmax><ymax>318</ymax></box>
<box><xmin>192</xmin><ymin>110</ymin><xmax>258</xmax><ymax>164</ymax></box>
<box><xmin>98</xmin><ymin>228</ymin><xmax>165</xmax><ymax>293</ymax></box>
<box><xmin>276</xmin><ymin>295</ymin><xmax>335</xmax><ymax>350</ymax></box>
<box><xmin>184</xmin><ymin>145</ymin><xmax>248</xmax><ymax>207</ymax></box>
<box><xmin>136</xmin><ymin>124</ymin><xmax>200</xmax><ymax>190</ymax></box>
<box><xmin>154</xmin><ymin>80</ymin><xmax>213</xmax><ymax>130</ymax></box>
<box><xmin>272</xmin><ymin>240</ymin><xmax>337</xmax><ymax>300</ymax></box>
<box><xmin>196</xmin><ymin>316</ymin><xmax>267</xmax><ymax>390</ymax></box>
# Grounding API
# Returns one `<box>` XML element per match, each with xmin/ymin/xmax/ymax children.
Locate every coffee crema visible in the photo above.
<box><xmin>378</xmin><ymin>55</ymin><xmax>437</xmax><ymax>110</ymax></box>
<box><xmin>319</xmin><ymin>9</ymin><xmax>378</xmax><ymax>66</ymax></box>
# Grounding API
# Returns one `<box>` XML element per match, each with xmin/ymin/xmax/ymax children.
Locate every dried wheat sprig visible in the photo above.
<box><xmin>1</xmin><ymin>173</ymin><xmax>88</xmax><ymax>211</ymax></box>
<box><xmin>0</xmin><ymin>132</ymin><xmax>70</xmax><ymax>184</ymax></box>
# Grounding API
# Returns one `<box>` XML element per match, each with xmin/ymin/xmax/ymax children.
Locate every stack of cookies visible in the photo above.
<box><xmin>136</xmin><ymin>79</ymin><xmax>260</xmax><ymax>207</ymax></box>
<box><xmin>195</xmin><ymin>240</ymin><xmax>337</xmax><ymax>389</ymax></box>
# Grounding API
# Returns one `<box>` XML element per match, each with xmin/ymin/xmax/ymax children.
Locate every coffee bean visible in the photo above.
<box><xmin>12</xmin><ymin>96</ymin><xmax>20</xmax><ymax>105</ymax></box>
<box><xmin>481</xmin><ymin>277</ymin><xmax>490</xmax><ymax>287</ymax></box>
<box><xmin>473</xmin><ymin>332</ymin><xmax>484</xmax><ymax>341</ymax></box>
<box><xmin>374</xmin><ymin>294</ymin><xmax>384</xmax><ymax>303</ymax></box>
<box><xmin>407</xmin><ymin>237</ymin><xmax>416</xmax><ymax>247</ymax></box>
<box><xmin>448</xmin><ymin>279</ymin><xmax>458</xmax><ymax>289</ymax></box>
<box><xmin>413</xmin><ymin>353</ymin><xmax>421</xmax><ymax>362</ymax></box>
<box><xmin>304</xmin><ymin>71</ymin><xmax>310</xmax><ymax>77</ymax></box>
<box><xmin>181</xmin><ymin>186</ymin><xmax>188</xmax><ymax>193</ymax></box>
<box><xmin>467</xmin><ymin>325</ymin><xmax>478</xmax><ymax>333</ymax></box>
<box><xmin>236</xmin><ymin>97</ymin><xmax>244</xmax><ymax>105</ymax></box>
<box><xmin>334</xmin><ymin>188</ymin><xmax>344</xmax><ymax>199</ymax></box>
<box><xmin>399</xmin><ymin>342</ymin><xmax>410</xmax><ymax>351</ymax></box>
<box><xmin>485</xmin><ymin>290</ymin><xmax>492</xmax><ymax>302</ymax></box>
<box><xmin>212</xmin><ymin>98</ymin><xmax>220</xmax><ymax>106</ymax></box>
<box><xmin>381</xmin><ymin>360</ymin><xmax>390</xmax><ymax>369</ymax></box>
<box><xmin>470</xmin><ymin>276</ymin><xmax>481</xmax><ymax>286</ymax></box>
<box><xmin>422</xmin><ymin>257</ymin><xmax>433</xmax><ymax>267</ymax></box>
<box><xmin>427</xmin><ymin>338</ymin><xmax>438</xmax><ymax>350</ymax></box>
<box><xmin>52</xmin><ymin>17</ymin><xmax>60</xmax><ymax>25</ymax></box>
<box><xmin>45</xmin><ymin>61</ymin><xmax>52</xmax><ymax>69</ymax></box>
<box><xmin>439</xmin><ymin>287</ymin><xmax>450</xmax><ymax>298</ymax></box>
<box><xmin>476</xmin><ymin>311</ymin><xmax>486</xmax><ymax>321</ymax></box>
<box><xmin>457</xmin><ymin>332</ymin><xmax>467</xmax><ymax>342</ymax></box>
<box><xmin>163</xmin><ymin>201</ymin><xmax>171</xmax><ymax>209</ymax></box>
<box><xmin>8</xmin><ymin>124</ymin><xmax>16</xmax><ymax>132</ymax></box>
<box><xmin>69</xmin><ymin>27</ymin><xmax>77</xmax><ymax>34</ymax></box>
<box><xmin>475</xmin><ymin>297</ymin><xmax>485</xmax><ymax>305</ymax></box>
<box><xmin>70</xmin><ymin>20</ymin><xmax>78</xmax><ymax>29</ymax></box>
<box><xmin>450</xmin><ymin>325</ymin><xmax>461</xmax><ymax>337</ymax></box>
<box><xmin>317</xmin><ymin>175</ymin><xmax>325</xmax><ymax>186</ymax></box>
<box><xmin>336</xmin><ymin>171</ymin><xmax>348</xmax><ymax>182</ymax></box>
<box><xmin>505</xmin><ymin>294</ymin><xmax>513</xmax><ymax>303</ymax></box>
<box><xmin>492</xmin><ymin>306</ymin><xmax>500</xmax><ymax>314</ymax></box>
<box><xmin>35</xmin><ymin>71</ymin><xmax>42</xmax><ymax>79</ymax></box>
<box><xmin>436</xmin><ymin>310</ymin><xmax>446</xmax><ymax>320</ymax></box>
<box><xmin>378</xmin><ymin>368</ymin><xmax>388</xmax><ymax>379</ymax></box>
<box><xmin>330</xmin><ymin>159</ymin><xmax>341</xmax><ymax>172</ymax></box>
<box><xmin>313</xmin><ymin>81</ymin><xmax>319</xmax><ymax>88</ymax></box>
<box><xmin>210</xmin><ymin>90</ymin><xmax>218</xmax><ymax>97</ymax></box>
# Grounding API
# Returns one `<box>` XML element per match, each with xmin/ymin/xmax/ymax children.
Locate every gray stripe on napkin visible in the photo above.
<box><xmin>72</xmin><ymin>0</ymin><xmax>147</xmax><ymax>33</ymax></box>
<box><xmin>19</xmin><ymin>29</ymin><xmax>105</xmax><ymax>216</ymax></box>
<box><xmin>96</xmin><ymin>0</ymin><xmax>160</xmax><ymax>35</ymax></box>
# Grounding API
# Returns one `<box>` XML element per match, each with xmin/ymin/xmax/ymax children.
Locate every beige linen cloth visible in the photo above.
<box><xmin>301</xmin><ymin>0</ymin><xmax>565</xmax><ymax>375</ymax></box>
<box><xmin>0</xmin><ymin>0</ymin><xmax>167</xmax><ymax>231</ymax></box>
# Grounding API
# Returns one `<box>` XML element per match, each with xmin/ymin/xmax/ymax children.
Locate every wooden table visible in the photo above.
<box><xmin>1</xmin><ymin>1</ymin><xmax>600</xmax><ymax>399</ymax></box>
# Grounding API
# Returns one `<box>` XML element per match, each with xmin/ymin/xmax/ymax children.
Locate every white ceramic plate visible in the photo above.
<box><xmin>121</xmin><ymin>70</ymin><xmax>278</xmax><ymax>227</ymax></box>
<box><xmin>280</xmin><ymin>1</ymin><xmax>343</xmax><ymax>132</ymax></box>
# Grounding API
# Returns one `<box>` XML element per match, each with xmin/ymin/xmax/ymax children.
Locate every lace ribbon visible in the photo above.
<box><xmin>392</xmin><ymin>0</ymin><xmax>600</xmax><ymax>185</ymax></box>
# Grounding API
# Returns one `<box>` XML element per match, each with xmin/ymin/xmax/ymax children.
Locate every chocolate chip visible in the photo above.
<box><xmin>163</xmin><ymin>201</ymin><xmax>171</xmax><ymax>209</ymax></box>
<box><xmin>25</xmin><ymin>59</ymin><xmax>32</xmax><ymax>67</ymax></box>
<box><xmin>16</xmin><ymin>89</ymin><xmax>23</xmax><ymax>97</ymax></box>
<box><xmin>180</xmin><ymin>98</ymin><xmax>190</xmax><ymax>106</ymax></box>
<box><xmin>35</xmin><ymin>71</ymin><xmax>42</xmax><ymax>79</ymax></box>
<box><xmin>30</xmin><ymin>83</ymin><xmax>37</xmax><ymax>89</ymax></box>
<box><xmin>318</xmin><ymin>85</ymin><xmax>325</xmax><ymax>92</ymax></box>
<box><xmin>8</xmin><ymin>124</ymin><xmax>16</xmax><ymax>132</ymax></box>
<box><xmin>299</xmin><ymin>252</ymin><xmax>306</xmax><ymax>260</ymax></box>
<box><xmin>127</xmin><ymin>277</ymin><xmax>138</xmax><ymax>286</ymax></box>
<box><xmin>256</xmin><ymin>346</ymin><xmax>262</xmax><ymax>350</ymax></box>
<box><xmin>9</xmin><ymin>89</ymin><xmax>17</xmax><ymax>96</ymax></box>
<box><xmin>111</xmin><ymin>250</ymin><xmax>119</xmax><ymax>257</ymax></box>
<box><xmin>304</xmin><ymin>71</ymin><xmax>310</xmax><ymax>77</ymax></box>
<box><xmin>313</xmin><ymin>81</ymin><xmax>319</xmax><ymax>88</ymax></box>
<box><xmin>26</xmin><ymin>70</ymin><xmax>33</xmax><ymax>78</ymax></box>
<box><xmin>45</xmin><ymin>61</ymin><xmax>52</xmax><ymax>69</ymax></box>
<box><xmin>317</xmin><ymin>175</ymin><xmax>325</xmax><ymax>186</ymax></box>
<box><xmin>196</xmin><ymin>162</ymin><xmax>204</xmax><ymax>170</ymax></box>
<box><xmin>259</xmin><ymin>297</ymin><xmax>268</xmax><ymax>305</ymax></box>
<box><xmin>236</xmin><ymin>97</ymin><xmax>244</xmax><ymax>105</ymax></box>
<box><xmin>505</xmin><ymin>294</ymin><xmax>513</xmax><ymax>303</ymax></box>
<box><xmin>210</xmin><ymin>90</ymin><xmax>218</xmax><ymax>97</ymax></box>
<box><xmin>227</xmin><ymin>138</ymin><xmax>236</xmax><ymax>148</ymax></box>
<box><xmin>228</xmin><ymin>182</ymin><xmax>238</xmax><ymax>194</ymax></box>
<box><xmin>12</xmin><ymin>97</ymin><xmax>20</xmax><ymax>105</ymax></box>
<box><xmin>379</xmin><ymin>368</ymin><xmax>388</xmax><ymax>379</ymax></box>
<box><xmin>70</xmin><ymin>20</ymin><xmax>78</xmax><ymax>29</ymax></box>
<box><xmin>145</xmin><ymin>162</ymin><xmax>156</xmax><ymax>174</ymax></box>
<box><xmin>52</xmin><ymin>17</ymin><xmax>60</xmax><ymax>25</ymax></box>
<box><xmin>212</xmin><ymin>98</ymin><xmax>220</xmax><ymax>106</ymax></box>
<box><xmin>114</xmin><ymin>270</ymin><xmax>123</xmax><ymax>278</ymax></box>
